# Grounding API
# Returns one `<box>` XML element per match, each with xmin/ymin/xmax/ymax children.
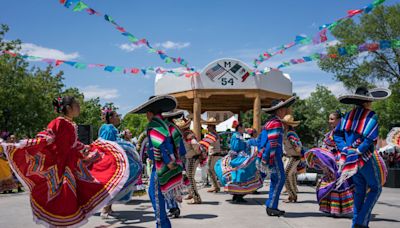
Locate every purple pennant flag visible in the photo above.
<box><xmin>358</xmin><ymin>43</ymin><xmax>368</xmax><ymax>52</ymax></box>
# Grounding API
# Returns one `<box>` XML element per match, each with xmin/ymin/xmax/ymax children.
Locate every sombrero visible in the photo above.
<box><xmin>386</xmin><ymin>127</ymin><xmax>400</xmax><ymax>147</ymax></box>
<box><xmin>201</xmin><ymin>117</ymin><xmax>220</xmax><ymax>125</ymax></box>
<box><xmin>282</xmin><ymin>114</ymin><xmax>301</xmax><ymax>127</ymax></box>
<box><xmin>162</xmin><ymin>109</ymin><xmax>185</xmax><ymax>119</ymax></box>
<box><xmin>175</xmin><ymin>117</ymin><xmax>191</xmax><ymax>129</ymax></box>
<box><xmin>338</xmin><ymin>87</ymin><xmax>391</xmax><ymax>105</ymax></box>
<box><xmin>262</xmin><ymin>96</ymin><xmax>296</xmax><ymax>113</ymax></box>
<box><xmin>129</xmin><ymin>95</ymin><xmax>177</xmax><ymax>114</ymax></box>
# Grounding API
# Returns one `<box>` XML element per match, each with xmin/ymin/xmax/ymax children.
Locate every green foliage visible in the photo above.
<box><xmin>318</xmin><ymin>4</ymin><xmax>400</xmax><ymax>139</ymax></box>
<box><xmin>292</xmin><ymin>85</ymin><xmax>348</xmax><ymax>148</ymax></box>
<box><xmin>0</xmin><ymin>24</ymin><xmax>106</xmax><ymax>139</ymax></box>
<box><xmin>120</xmin><ymin>113</ymin><xmax>148</xmax><ymax>138</ymax></box>
<box><xmin>319</xmin><ymin>4</ymin><xmax>400</xmax><ymax>88</ymax></box>
<box><xmin>373</xmin><ymin>82</ymin><xmax>400</xmax><ymax>138</ymax></box>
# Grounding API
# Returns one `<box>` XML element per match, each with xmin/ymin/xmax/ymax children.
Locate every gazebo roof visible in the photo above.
<box><xmin>155</xmin><ymin>58</ymin><xmax>293</xmax><ymax>112</ymax></box>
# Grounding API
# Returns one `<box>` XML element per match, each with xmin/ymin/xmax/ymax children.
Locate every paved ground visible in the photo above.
<box><xmin>1</xmin><ymin>181</ymin><xmax>400</xmax><ymax>228</ymax></box>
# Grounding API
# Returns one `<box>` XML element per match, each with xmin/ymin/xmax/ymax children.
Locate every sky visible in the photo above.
<box><xmin>1</xmin><ymin>0</ymin><xmax>395</xmax><ymax>115</ymax></box>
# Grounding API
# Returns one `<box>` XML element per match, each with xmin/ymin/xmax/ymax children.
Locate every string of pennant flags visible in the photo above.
<box><xmin>275</xmin><ymin>40</ymin><xmax>400</xmax><ymax>69</ymax></box>
<box><xmin>0</xmin><ymin>50</ymin><xmax>199</xmax><ymax>77</ymax></box>
<box><xmin>252</xmin><ymin>0</ymin><xmax>386</xmax><ymax>69</ymax></box>
<box><xmin>58</xmin><ymin>0</ymin><xmax>194</xmax><ymax>72</ymax></box>
<box><xmin>1</xmin><ymin>0</ymin><xmax>391</xmax><ymax>78</ymax></box>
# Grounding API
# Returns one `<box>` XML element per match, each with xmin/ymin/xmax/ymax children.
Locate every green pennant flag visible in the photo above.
<box><xmin>73</xmin><ymin>2</ymin><xmax>89</xmax><ymax>12</ymax></box>
<box><xmin>373</xmin><ymin>0</ymin><xmax>386</xmax><ymax>7</ymax></box>
<box><xmin>328</xmin><ymin>21</ymin><xmax>338</xmax><ymax>31</ymax></box>
<box><xmin>299</xmin><ymin>37</ymin><xmax>312</xmax><ymax>45</ymax></box>
<box><xmin>128</xmin><ymin>35</ymin><xmax>139</xmax><ymax>43</ymax></box>
<box><xmin>74</xmin><ymin>63</ymin><xmax>87</xmax><ymax>69</ymax></box>
<box><xmin>392</xmin><ymin>40</ymin><xmax>400</xmax><ymax>48</ymax></box>
<box><xmin>165</xmin><ymin>57</ymin><xmax>172</xmax><ymax>64</ymax></box>
<box><xmin>113</xmin><ymin>66</ymin><xmax>123</xmax><ymax>72</ymax></box>
<box><xmin>346</xmin><ymin>44</ymin><xmax>358</xmax><ymax>55</ymax></box>
<box><xmin>148</xmin><ymin>48</ymin><xmax>157</xmax><ymax>53</ymax></box>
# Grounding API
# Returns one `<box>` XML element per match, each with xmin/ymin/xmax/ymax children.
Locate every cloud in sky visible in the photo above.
<box><xmin>155</xmin><ymin>41</ymin><xmax>191</xmax><ymax>49</ymax></box>
<box><xmin>119</xmin><ymin>43</ymin><xmax>143</xmax><ymax>52</ymax></box>
<box><xmin>20</xmin><ymin>43</ymin><xmax>79</xmax><ymax>60</ymax></box>
<box><xmin>81</xmin><ymin>85</ymin><xmax>120</xmax><ymax>101</ymax></box>
<box><xmin>293</xmin><ymin>81</ymin><xmax>349</xmax><ymax>99</ymax></box>
<box><xmin>119</xmin><ymin>41</ymin><xmax>190</xmax><ymax>52</ymax></box>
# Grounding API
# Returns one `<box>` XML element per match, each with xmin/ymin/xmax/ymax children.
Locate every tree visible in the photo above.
<box><xmin>372</xmin><ymin>83</ymin><xmax>400</xmax><ymax>138</ymax></box>
<box><xmin>120</xmin><ymin>113</ymin><xmax>148</xmax><ymax>138</ymax></box>
<box><xmin>0</xmin><ymin>24</ymin><xmax>106</xmax><ymax>139</ymax></box>
<box><xmin>292</xmin><ymin>86</ymin><xmax>348</xmax><ymax>148</ymax></box>
<box><xmin>319</xmin><ymin>4</ymin><xmax>400</xmax><ymax>88</ymax></box>
<box><xmin>318</xmin><ymin>4</ymin><xmax>400</xmax><ymax>138</ymax></box>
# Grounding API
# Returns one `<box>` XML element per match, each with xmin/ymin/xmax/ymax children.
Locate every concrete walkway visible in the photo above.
<box><xmin>1</xmin><ymin>183</ymin><xmax>399</xmax><ymax>228</ymax></box>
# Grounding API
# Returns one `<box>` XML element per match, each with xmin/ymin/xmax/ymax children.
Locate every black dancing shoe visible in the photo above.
<box><xmin>235</xmin><ymin>195</ymin><xmax>247</xmax><ymax>203</ymax></box>
<box><xmin>266</xmin><ymin>207</ymin><xmax>285</xmax><ymax>217</ymax></box>
<box><xmin>354</xmin><ymin>224</ymin><xmax>368</xmax><ymax>228</ymax></box>
<box><xmin>168</xmin><ymin>208</ymin><xmax>181</xmax><ymax>218</ymax></box>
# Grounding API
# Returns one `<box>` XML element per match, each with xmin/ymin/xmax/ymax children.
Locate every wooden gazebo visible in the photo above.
<box><xmin>155</xmin><ymin>58</ymin><xmax>292</xmax><ymax>139</ymax></box>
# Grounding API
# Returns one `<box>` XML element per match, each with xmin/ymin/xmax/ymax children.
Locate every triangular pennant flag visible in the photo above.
<box><xmin>73</xmin><ymin>1</ymin><xmax>88</xmax><ymax>12</ymax></box>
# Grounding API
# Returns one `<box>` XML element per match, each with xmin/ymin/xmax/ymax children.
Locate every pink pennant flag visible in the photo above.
<box><xmin>320</xmin><ymin>29</ymin><xmax>328</xmax><ymax>43</ymax></box>
<box><xmin>55</xmin><ymin>60</ymin><xmax>65</xmax><ymax>66</ymax></box>
<box><xmin>347</xmin><ymin>9</ymin><xmax>363</xmax><ymax>16</ymax></box>
<box><xmin>88</xmin><ymin>64</ymin><xmax>97</xmax><ymax>68</ymax></box>
<box><xmin>116</xmin><ymin>26</ymin><xmax>126</xmax><ymax>33</ymax></box>
<box><xmin>4</xmin><ymin>51</ymin><xmax>17</xmax><ymax>57</ymax></box>
<box><xmin>131</xmin><ymin>68</ymin><xmax>140</xmax><ymax>74</ymax></box>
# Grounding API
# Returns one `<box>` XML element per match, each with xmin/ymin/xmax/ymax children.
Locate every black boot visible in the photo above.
<box><xmin>168</xmin><ymin>208</ymin><xmax>180</xmax><ymax>218</ymax></box>
<box><xmin>235</xmin><ymin>195</ymin><xmax>247</xmax><ymax>203</ymax></box>
<box><xmin>266</xmin><ymin>207</ymin><xmax>285</xmax><ymax>217</ymax></box>
<box><xmin>232</xmin><ymin>195</ymin><xmax>238</xmax><ymax>202</ymax></box>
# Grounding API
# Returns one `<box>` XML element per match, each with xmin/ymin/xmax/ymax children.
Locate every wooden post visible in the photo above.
<box><xmin>253</xmin><ymin>94</ymin><xmax>261</xmax><ymax>134</ymax></box>
<box><xmin>193</xmin><ymin>97</ymin><xmax>202</xmax><ymax>140</ymax></box>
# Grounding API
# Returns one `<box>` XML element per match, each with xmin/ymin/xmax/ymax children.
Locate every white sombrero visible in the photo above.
<box><xmin>162</xmin><ymin>109</ymin><xmax>185</xmax><ymax>119</ymax></box>
<box><xmin>282</xmin><ymin>114</ymin><xmax>301</xmax><ymax>127</ymax></box>
<box><xmin>262</xmin><ymin>96</ymin><xmax>296</xmax><ymax>113</ymax></box>
<box><xmin>129</xmin><ymin>95</ymin><xmax>177</xmax><ymax>114</ymax></box>
<box><xmin>338</xmin><ymin>87</ymin><xmax>391</xmax><ymax>105</ymax></box>
<box><xmin>387</xmin><ymin>127</ymin><xmax>400</xmax><ymax>147</ymax></box>
<box><xmin>201</xmin><ymin>117</ymin><xmax>220</xmax><ymax>125</ymax></box>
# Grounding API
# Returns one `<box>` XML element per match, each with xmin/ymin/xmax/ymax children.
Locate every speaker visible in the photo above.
<box><xmin>78</xmin><ymin>125</ymin><xmax>93</xmax><ymax>145</ymax></box>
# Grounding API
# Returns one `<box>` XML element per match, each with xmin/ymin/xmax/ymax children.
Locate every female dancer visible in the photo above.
<box><xmin>305</xmin><ymin>111</ymin><xmax>354</xmax><ymax>216</ymax></box>
<box><xmin>1</xmin><ymin>96</ymin><xmax>129</xmax><ymax>227</ymax></box>
<box><xmin>215</xmin><ymin>123</ymin><xmax>263</xmax><ymax>203</ymax></box>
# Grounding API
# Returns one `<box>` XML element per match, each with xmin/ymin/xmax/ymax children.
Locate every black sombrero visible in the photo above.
<box><xmin>129</xmin><ymin>95</ymin><xmax>177</xmax><ymax>114</ymax></box>
<box><xmin>262</xmin><ymin>96</ymin><xmax>296</xmax><ymax>113</ymax></box>
<box><xmin>162</xmin><ymin>109</ymin><xmax>185</xmax><ymax>119</ymax></box>
<box><xmin>338</xmin><ymin>87</ymin><xmax>391</xmax><ymax>105</ymax></box>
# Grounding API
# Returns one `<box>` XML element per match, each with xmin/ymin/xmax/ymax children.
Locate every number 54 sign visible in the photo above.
<box><xmin>221</xmin><ymin>77</ymin><xmax>234</xmax><ymax>86</ymax></box>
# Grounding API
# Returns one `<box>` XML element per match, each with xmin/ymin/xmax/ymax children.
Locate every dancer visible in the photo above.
<box><xmin>1</xmin><ymin>96</ymin><xmax>129</xmax><ymax>227</ymax></box>
<box><xmin>175</xmin><ymin>116</ymin><xmax>202</xmax><ymax>204</ymax></box>
<box><xmin>334</xmin><ymin>87</ymin><xmax>390</xmax><ymax>228</ymax></box>
<box><xmin>0</xmin><ymin>133</ymin><xmax>18</xmax><ymax>194</ymax></box>
<box><xmin>99</xmin><ymin>107</ymin><xmax>142</xmax><ymax>218</ymax></box>
<box><xmin>162</xmin><ymin>109</ymin><xmax>188</xmax><ymax>218</ymax></box>
<box><xmin>215</xmin><ymin>123</ymin><xmax>263</xmax><ymax>203</ymax></box>
<box><xmin>308</xmin><ymin>111</ymin><xmax>354</xmax><ymax>216</ymax></box>
<box><xmin>129</xmin><ymin>95</ymin><xmax>187</xmax><ymax>228</ymax></box>
<box><xmin>282</xmin><ymin>115</ymin><xmax>302</xmax><ymax>203</ymax></box>
<box><xmin>258</xmin><ymin>96</ymin><xmax>296</xmax><ymax>217</ymax></box>
<box><xmin>200</xmin><ymin>117</ymin><xmax>223</xmax><ymax>193</ymax></box>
